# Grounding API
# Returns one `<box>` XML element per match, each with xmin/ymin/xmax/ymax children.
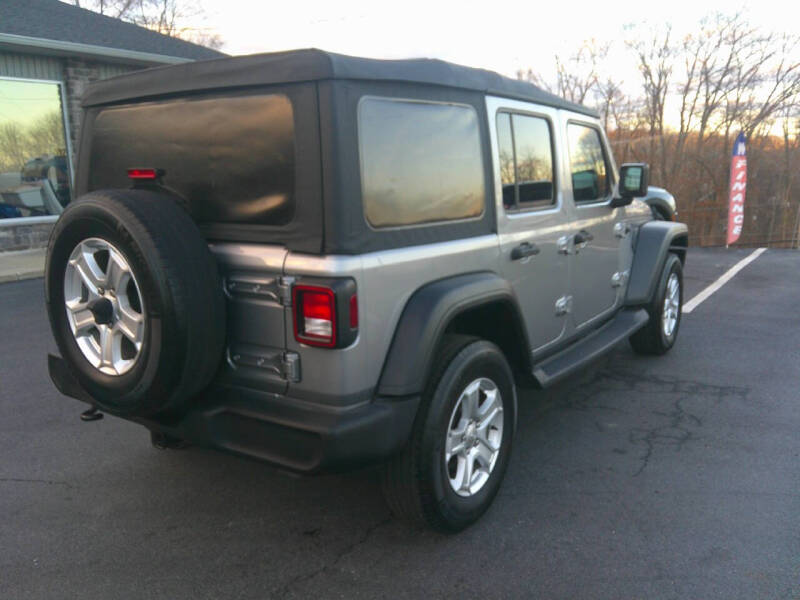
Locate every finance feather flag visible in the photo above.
<box><xmin>726</xmin><ymin>132</ymin><xmax>747</xmax><ymax>246</ymax></box>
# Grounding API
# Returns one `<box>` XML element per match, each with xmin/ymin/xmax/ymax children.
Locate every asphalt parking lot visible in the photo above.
<box><xmin>1</xmin><ymin>248</ymin><xmax>798</xmax><ymax>599</ymax></box>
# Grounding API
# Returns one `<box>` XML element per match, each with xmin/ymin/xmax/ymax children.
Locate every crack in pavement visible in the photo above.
<box><xmin>629</xmin><ymin>396</ymin><xmax>699</xmax><ymax>476</ymax></box>
<box><xmin>554</xmin><ymin>365</ymin><xmax>749</xmax><ymax>477</ymax></box>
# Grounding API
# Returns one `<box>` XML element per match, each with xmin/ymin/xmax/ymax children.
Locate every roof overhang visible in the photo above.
<box><xmin>0</xmin><ymin>32</ymin><xmax>193</xmax><ymax>66</ymax></box>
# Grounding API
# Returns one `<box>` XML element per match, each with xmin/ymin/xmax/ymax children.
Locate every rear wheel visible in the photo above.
<box><xmin>381</xmin><ymin>336</ymin><xmax>517</xmax><ymax>532</ymax></box>
<box><xmin>630</xmin><ymin>253</ymin><xmax>683</xmax><ymax>355</ymax></box>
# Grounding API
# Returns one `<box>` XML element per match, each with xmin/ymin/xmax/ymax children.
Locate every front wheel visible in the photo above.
<box><xmin>630</xmin><ymin>253</ymin><xmax>683</xmax><ymax>355</ymax></box>
<box><xmin>381</xmin><ymin>336</ymin><xmax>517</xmax><ymax>532</ymax></box>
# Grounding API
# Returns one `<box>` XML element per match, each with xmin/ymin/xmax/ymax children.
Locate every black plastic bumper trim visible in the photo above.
<box><xmin>48</xmin><ymin>354</ymin><xmax>419</xmax><ymax>474</ymax></box>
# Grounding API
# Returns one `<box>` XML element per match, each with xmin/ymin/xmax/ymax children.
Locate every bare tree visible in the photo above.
<box><xmin>0</xmin><ymin>111</ymin><xmax>66</xmax><ymax>173</ymax></box>
<box><xmin>0</xmin><ymin>122</ymin><xmax>28</xmax><ymax>172</ymax></box>
<box><xmin>68</xmin><ymin>0</ymin><xmax>223</xmax><ymax>49</ymax></box>
<box><xmin>557</xmin><ymin>40</ymin><xmax>609</xmax><ymax>104</ymax></box>
<box><xmin>628</xmin><ymin>25</ymin><xmax>673</xmax><ymax>185</ymax></box>
<box><xmin>595</xmin><ymin>77</ymin><xmax>626</xmax><ymax>132</ymax></box>
<box><xmin>513</xmin><ymin>11</ymin><xmax>800</xmax><ymax>247</ymax></box>
<box><xmin>741</xmin><ymin>34</ymin><xmax>800</xmax><ymax>137</ymax></box>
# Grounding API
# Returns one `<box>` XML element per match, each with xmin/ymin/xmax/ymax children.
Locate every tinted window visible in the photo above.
<box><xmin>359</xmin><ymin>98</ymin><xmax>484</xmax><ymax>228</ymax></box>
<box><xmin>496</xmin><ymin>113</ymin><xmax>516</xmax><ymax>209</ymax></box>
<box><xmin>88</xmin><ymin>93</ymin><xmax>295</xmax><ymax>226</ymax></box>
<box><xmin>567</xmin><ymin>124</ymin><xmax>609</xmax><ymax>203</ymax></box>
<box><xmin>495</xmin><ymin>112</ymin><xmax>554</xmax><ymax>210</ymax></box>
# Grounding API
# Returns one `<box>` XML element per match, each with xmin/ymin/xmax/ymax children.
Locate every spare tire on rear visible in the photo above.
<box><xmin>45</xmin><ymin>189</ymin><xmax>226</xmax><ymax>417</ymax></box>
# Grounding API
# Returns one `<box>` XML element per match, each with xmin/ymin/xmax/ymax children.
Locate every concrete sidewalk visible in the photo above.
<box><xmin>0</xmin><ymin>248</ymin><xmax>46</xmax><ymax>283</ymax></box>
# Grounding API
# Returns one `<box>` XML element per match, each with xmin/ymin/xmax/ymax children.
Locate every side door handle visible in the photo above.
<box><xmin>574</xmin><ymin>229</ymin><xmax>594</xmax><ymax>247</ymax></box>
<box><xmin>511</xmin><ymin>241</ymin><xmax>540</xmax><ymax>261</ymax></box>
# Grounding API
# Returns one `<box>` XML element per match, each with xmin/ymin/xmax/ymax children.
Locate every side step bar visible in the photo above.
<box><xmin>532</xmin><ymin>308</ymin><xmax>649</xmax><ymax>388</ymax></box>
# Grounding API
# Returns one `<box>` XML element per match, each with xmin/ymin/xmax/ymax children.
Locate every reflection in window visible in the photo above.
<box><xmin>89</xmin><ymin>93</ymin><xmax>295</xmax><ymax>226</ymax></box>
<box><xmin>496</xmin><ymin>112</ymin><xmax>554</xmax><ymax>210</ymax></box>
<box><xmin>496</xmin><ymin>113</ymin><xmax>515</xmax><ymax>209</ymax></box>
<box><xmin>0</xmin><ymin>79</ymin><xmax>71</xmax><ymax>218</ymax></box>
<box><xmin>567</xmin><ymin>124</ymin><xmax>609</xmax><ymax>203</ymax></box>
<box><xmin>359</xmin><ymin>98</ymin><xmax>485</xmax><ymax>228</ymax></box>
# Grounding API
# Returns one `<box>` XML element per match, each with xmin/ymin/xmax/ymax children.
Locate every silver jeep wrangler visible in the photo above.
<box><xmin>46</xmin><ymin>49</ymin><xmax>688</xmax><ymax>531</ymax></box>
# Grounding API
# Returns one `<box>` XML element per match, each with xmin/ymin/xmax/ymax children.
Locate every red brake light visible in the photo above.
<box><xmin>302</xmin><ymin>291</ymin><xmax>333</xmax><ymax>321</ymax></box>
<box><xmin>127</xmin><ymin>168</ymin><xmax>162</xmax><ymax>180</ymax></box>
<box><xmin>293</xmin><ymin>285</ymin><xmax>336</xmax><ymax>348</ymax></box>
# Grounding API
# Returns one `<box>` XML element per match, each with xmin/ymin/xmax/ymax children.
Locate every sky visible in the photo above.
<box><xmin>0</xmin><ymin>80</ymin><xmax>62</xmax><ymax>124</ymax></box>
<box><xmin>191</xmin><ymin>0</ymin><xmax>800</xmax><ymax>83</ymax></box>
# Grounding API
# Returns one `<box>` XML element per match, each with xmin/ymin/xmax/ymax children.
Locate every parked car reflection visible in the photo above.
<box><xmin>21</xmin><ymin>155</ymin><xmax>70</xmax><ymax>207</ymax></box>
<box><xmin>0</xmin><ymin>174</ymin><xmax>64</xmax><ymax>218</ymax></box>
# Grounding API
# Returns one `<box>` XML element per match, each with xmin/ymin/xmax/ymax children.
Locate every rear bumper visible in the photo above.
<box><xmin>48</xmin><ymin>354</ymin><xmax>419</xmax><ymax>474</ymax></box>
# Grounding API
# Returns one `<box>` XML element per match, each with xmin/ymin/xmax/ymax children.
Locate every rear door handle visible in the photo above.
<box><xmin>511</xmin><ymin>241</ymin><xmax>540</xmax><ymax>261</ymax></box>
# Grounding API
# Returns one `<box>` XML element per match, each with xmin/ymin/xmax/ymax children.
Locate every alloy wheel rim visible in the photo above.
<box><xmin>445</xmin><ymin>377</ymin><xmax>504</xmax><ymax>497</ymax></box>
<box><xmin>662</xmin><ymin>273</ymin><xmax>680</xmax><ymax>338</ymax></box>
<box><xmin>63</xmin><ymin>238</ymin><xmax>145</xmax><ymax>376</ymax></box>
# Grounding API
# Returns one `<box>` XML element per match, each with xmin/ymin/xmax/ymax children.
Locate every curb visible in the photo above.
<box><xmin>0</xmin><ymin>269</ymin><xmax>44</xmax><ymax>284</ymax></box>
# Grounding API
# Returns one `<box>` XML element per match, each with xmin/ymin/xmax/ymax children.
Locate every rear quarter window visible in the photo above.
<box><xmin>358</xmin><ymin>98</ymin><xmax>485</xmax><ymax>228</ymax></box>
<box><xmin>87</xmin><ymin>93</ymin><xmax>295</xmax><ymax>226</ymax></box>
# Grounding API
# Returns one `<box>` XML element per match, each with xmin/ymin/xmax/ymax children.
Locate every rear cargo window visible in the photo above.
<box><xmin>87</xmin><ymin>93</ymin><xmax>295</xmax><ymax>226</ymax></box>
<box><xmin>358</xmin><ymin>98</ymin><xmax>485</xmax><ymax>228</ymax></box>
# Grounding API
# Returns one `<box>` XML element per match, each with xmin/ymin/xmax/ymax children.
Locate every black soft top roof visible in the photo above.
<box><xmin>82</xmin><ymin>48</ymin><xmax>598</xmax><ymax>117</ymax></box>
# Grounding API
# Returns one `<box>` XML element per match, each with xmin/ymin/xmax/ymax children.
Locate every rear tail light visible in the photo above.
<box><xmin>294</xmin><ymin>285</ymin><xmax>336</xmax><ymax>347</ymax></box>
<box><xmin>127</xmin><ymin>168</ymin><xmax>164</xmax><ymax>181</ymax></box>
<box><xmin>292</xmin><ymin>281</ymin><xmax>358</xmax><ymax>348</ymax></box>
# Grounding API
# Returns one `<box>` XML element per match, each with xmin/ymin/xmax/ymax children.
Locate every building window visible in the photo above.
<box><xmin>0</xmin><ymin>78</ymin><xmax>71</xmax><ymax>219</ymax></box>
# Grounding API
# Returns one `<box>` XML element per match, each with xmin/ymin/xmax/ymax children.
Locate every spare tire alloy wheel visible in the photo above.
<box><xmin>46</xmin><ymin>190</ymin><xmax>226</xmax><ymax>418</ymax></box>
<box><xmin>445</xmin><ymin>377</ymin><xmax>504</xmax><ymax>497</ymax></box>
<box><xmin>64</xmin><ymin>238</ymin><xmax>145</xmax><ymax>376</ymax></box>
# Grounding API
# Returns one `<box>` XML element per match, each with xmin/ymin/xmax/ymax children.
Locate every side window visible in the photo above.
<box><xmin>496</xmin><ymin>113</ymin><xmax>516</xmax><ymax>209</ymax></box>
<box><xmin>359</xmin><ymin>98</ymin><xmax>485</xmax><ymax>228</ymax></box>
<box><xmin>495</xmin><ymin>112</ymin><xmax>555</xmax><ymax>211</ymax></box>
<box><xmin>567</xmin><ymin>123</ymin><xmax>610</xmax><ymax>203</ymax></box>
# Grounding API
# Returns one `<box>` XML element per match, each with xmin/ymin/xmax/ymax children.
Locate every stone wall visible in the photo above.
<box><xmin>0</xmin><ymin>221</ymin><xmax>55</xmax><ymax>252</ymax></box>
<box><xmin>62</xmin><ymin>58</ymin><xmax>138</xmax><ymax>163</ymax></box>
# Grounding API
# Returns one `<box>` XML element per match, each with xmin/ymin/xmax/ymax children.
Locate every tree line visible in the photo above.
<box><xmin>0</xmin><ymin>111</ymin><xmax>65</xmax><ymax>175</ymax></box>
<box><xmin>519</xmin><ymin>13</ymin><xmax>800</xmax><ymax>247</ymax></box>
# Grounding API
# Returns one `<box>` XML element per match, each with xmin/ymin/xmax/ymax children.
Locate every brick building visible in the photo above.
<box><xmin>0</xmin><ymin>0</ymin><xmax>224</xmax><ymax>251</ymax></box>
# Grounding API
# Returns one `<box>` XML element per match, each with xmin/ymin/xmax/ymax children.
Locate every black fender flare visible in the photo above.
<box><xmin>377</xmin><ymin>272</ymin><xmax>530</xmax><ymax>397</ymax></box>
<box><xmin>626</xmin><ymin>220</ymin><xmax>689</xmax><ymax>306</ymax></box>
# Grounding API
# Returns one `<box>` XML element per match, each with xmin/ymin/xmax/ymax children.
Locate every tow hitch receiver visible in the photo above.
<box><xmin>80</xmin><ymin>407</ymin><xmax>103</xmax><ymax>422</ymax></box>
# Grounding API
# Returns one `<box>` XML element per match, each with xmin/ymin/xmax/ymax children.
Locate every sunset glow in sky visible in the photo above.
<box><xmin>191</xmin><ymin>0</ymin><xmax>799</xmax><ymax>82</ymax></box>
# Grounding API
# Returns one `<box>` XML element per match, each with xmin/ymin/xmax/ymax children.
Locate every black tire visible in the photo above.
<box><xmin>382</xmin><ymin>335</ymin><xmax>517</xmax><ymax>532</ymax></box>
<box><xmin>629</xmin><ymin>253</ymin><xmax>683</xmax><ymax>355</ymax></box>
<box><xmin>45</xmin><ymin>189</ymin><xmax>226</xmax><ymax>417</ymax></box>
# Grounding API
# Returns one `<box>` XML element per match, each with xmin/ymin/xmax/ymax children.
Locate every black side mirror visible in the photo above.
<box><xmin>611</xmin><ymin>163</ymin><xmax>650</xmax><ymax>207</ymax></box>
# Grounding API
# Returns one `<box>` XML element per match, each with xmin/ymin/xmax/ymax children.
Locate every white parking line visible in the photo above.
<box><xmin>682</xmin><ymin>248</ymin><xmax>767</xmax><ymax>314</ymax></box>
